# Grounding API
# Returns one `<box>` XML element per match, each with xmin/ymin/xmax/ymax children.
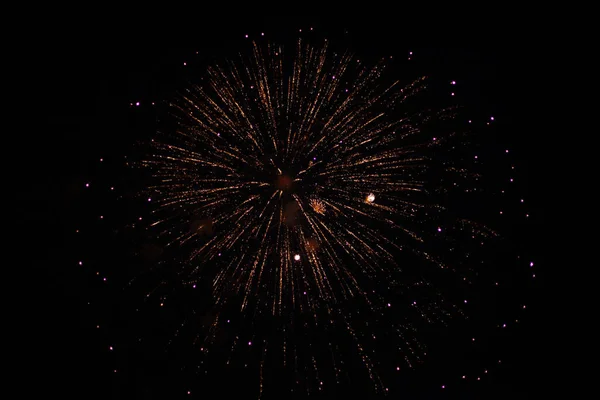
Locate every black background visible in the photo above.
<box><xmin>26</xmin><ymin>17</ymin><xmax>552</xmax><ymax>399</ymax></box>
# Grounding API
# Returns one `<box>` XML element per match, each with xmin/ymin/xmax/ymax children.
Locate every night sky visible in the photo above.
<box><xmin>28</xmin><ymin>18</ymin><xmax>552</xmax><ymax>399</ymax></box>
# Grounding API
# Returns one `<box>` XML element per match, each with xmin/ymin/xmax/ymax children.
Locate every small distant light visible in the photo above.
<box><xmin>136</xmin><ymin>102</ymin><xmax>140</xmax><ymax>106</ymax></box>
<box><xmin>505</xmin><ymin>149</ymin><xmax>509</xmax><ymax>153</ymax></box>
<box><xmin>109</xmin><ymin>346</ymin><xmax>113</xmax><ymax>351</ymax></box>
<box><xmin>192</xmin><ymin>284</ymin><xmax>196</xmax><ymax>289</ymax></box>
<box><xmin>79</xmin><ymin>261</ymin><xmax>83</xmax><ymax>266</ymax></box>
<box><xmin>397</xmin><ymin>367</ymin><xmax>400</xmax><ymax>371</ymax></box>
<box><xmin>491</xmin><ymin>117</ymin><xmax>495</xmax><ymax>121</ymax></box>
<box><xmin>85</xmin><ymin>183</ymin><xmax>90</xmax><ymax>187</ymax></box>
<box><xmin>100</xmin><ymin>158</ymin><xmax>103</xmax><ymax>162</ymax></box>
<box><xmin>245</xmin><ymin>34</ymin><xmax>248</xmax><ymax>38</ymax></box>
<box><xmin>451</xmin><ymin>80</ymin><xmax>456</xmax><ymax>85</ymax></box>
<box><xmin>248</xmin><ymin>341</ymin><xmax>252</xmax><ymax>346</ymax></box>
<box><xmin>183</xmin><ymin>62</ymin><xmax>186</xmax><ymax>66</ymax></box>
<box><xmin>303</xmin><ymin>291</ymin><xmax>307</xmax><ymax>295</ymax></box>
<box><xmin>148</xmin><ymin>198</ymin><xmax>152</xmax><ymax>202</ymax></box>
<box><xmin>387</xmin><ymin>303</ymin><xmax>391</xmax><ymax>307</ymax></box>
<box><xmin>261</xmin><ymin>32</ymin><xmax>264</xmax><ymax>36</ymax></box>
<box><xmin>409</xmin><ymin>51</ymin><xmax>413</xmax><ymax>55</ymax></box>
<box><xmin>103</xmin><ymin>278</ymin><xmax>107</xmax><ymax>281</ymax></box>
<box><xmin>441</xmin><ymin>385</ymin><xmax>445</xmax><ymax>389</ymax></box>
<box><xmin>294</xmin><ymin>254</ymin><xmax>301</xmax><ymax>261</ymax></box>
<box><xmin>437</xmin><ymin>227</ymin><xmax>442</xmax><ymax>232</ymax></box>
<box><xmin>451</xmin><ymin>92</ymin><xmax>455</xmax><ymax>96</ymax></box>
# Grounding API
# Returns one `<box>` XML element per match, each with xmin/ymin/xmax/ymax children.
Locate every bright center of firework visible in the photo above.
<box><xmin>294</xmin><ymin>254</ymin><xmax>301</xmax><ymax>261</ymax></box>
<box><xmin>366</xmin><ymin>193</ymin><xmax>376</xmax><ymax>203</ymax></box>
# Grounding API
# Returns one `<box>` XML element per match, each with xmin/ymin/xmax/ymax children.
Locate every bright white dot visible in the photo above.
<box><xmin>183</xmin><ymin>62</ymin><xmax>186</xmax><ymax>66</ymax></box>
<box><xmin>248</xmin><ymin>341</ymin><xmax>252</xmax><ymax>346</ymax></box>
<box><xmin>441</xmin><ymin>385</ymin><xmax>445</xmax><ymax>389</ymax></box>
<box><xmin>387</xmin><ymin>303</ymin><xmax>391</xmax><ymax>307</ymax></box>
<box><xmin>79</xmin><ymin>261</ymin><xmax>83</xmax><ymax>266</ymax></box>
<box><xmin>397</xmin><ymin>367</ymin><xmax>400</xmax><ymax>371</ymax></box>
<box><xmin>294</xmin><ymin>254</ymin><xmax>301</xmax><ymax>261</ymax></box>
<box><xmin>103</xmin><ymin>278</ymin><xmax>107</xmax><ymax>281</ymax></box>
<box><xmin>491</xmin><ymin>116</ymin><xmax>495</xmax><ymax>121</ymax></box>
<box><xmin>218</xmin><ymin>253</ymin><xmax>222</xmax><ymax>256</ymax></box>
<box><xmin>451</xmin><ymin>80</ymin><xmax>456</xmax><ymax>85</ymax></box>
<box><xmin>503</xmin><ymin>324</ymin><xmax>506</xmax><ymax>328</ymax></box>
<box><xmin>303</xmin><ymin>291</ymin><xmax>307</xmax><ymax>295</ymax></box>
<box><xmin>148</xmin><ymin>198</ymin><xmax>152</xmax><ymax>202</ymax></box>
<box><xmin>245</xmin><ymin>34</ymin><xmax>248</xmax><ymax>38</ymax></box>
<box><xmin>366</xmin><ymin>193</ymin><xmax>375</xmax><ymax>203</ymax></box>
<box><xmin>261</xmin><ymin>32</ymin><xmax>264</xmax><ymax>36</ymax></box>
<box><xmin>409</xmin><ymin>51</ymin><xmax>413</xmax><ymax>55</ymax></box>
<box><xmin>85</xmin><ymin>183</ymin><xmax>90</xmax><ymax>187</ymax></box>
<box><xmin>332</xmin><ymin>75</ymin><xmax>336</xmax><ymax>80</ymax></box>
<box><xmin>192</xmin><ymin>284</ymin><xmax>196</xmax><ymax>289</ymax></box>
<box><xmin>468</xmin><ymin>120</ymin><xmax>472</xmax><ymax>123</ymax></box>
<box><xmin>462</xmin><ymin>375</ymin><xmax>466</xmax><ymax>379</ymax></box>
<box><xmin>451</xmin><ymin>92</ymin><xmax>455</xmax><ymax>96</ymax></box>
<box><xmin>109</xmin><ymin>346</ymin><xmax>113</xmax><ymax>351</ymax></box>
<box><xmin>136</xmin><ymin>102</ymin><xmax>140</xmax><ymax>106</ymax></box>
<box><xmin>433</xmin><ymin>137</ymin><xmax>437</xmax><ymax>141</ymax></box>
<box><xmin>110</xmin><ymin>187</ymin><xmax>114</xmax><ymax>190</ymax></box>
<box><xmin>505</xmin><ymin>149</ymin><xmax>509</xmax><ymax>153</ymax></box>
<box><xmin>530</xmin><ymin>262</ymin><xmax>534</xmax><ymax>267</ymax></box>
<box><xmin>474</xmin><ymin>155</ymin><xmax>478</xmax><ymax>159</ymax></box>
<box><xmin>437</xmin><ymin>227</ymin><xmax>442</xmax><ymax>232</ymax></box>
<box><xmin>100</xmin><ymin>158</ymin><xmax>103</xmax><ymax>162</ymax></box>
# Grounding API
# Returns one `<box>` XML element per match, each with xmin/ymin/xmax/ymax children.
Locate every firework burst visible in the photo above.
<box><xmin>134</xmin><ymin>39</ymin><xmax>499</xmax><ymax>395</ymax></box>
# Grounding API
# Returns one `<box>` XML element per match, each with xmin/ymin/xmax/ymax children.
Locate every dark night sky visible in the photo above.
<box><xmin>25</xmin><ymin>18</ymin><xmax>554</xmax><ymax>399</ymax></box>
